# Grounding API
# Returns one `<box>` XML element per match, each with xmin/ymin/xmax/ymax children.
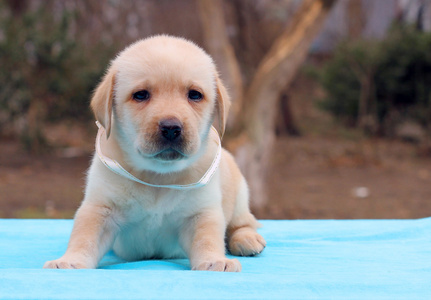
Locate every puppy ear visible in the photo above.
<box><xmin>91</xmin><ymin>68</ymin><xmax>116</xmax><ymax>138</ymax></box>
<box><xmin>215</xmin><ymin>75</ymin><xmax>231</xmax><ymax>139</ymax></box>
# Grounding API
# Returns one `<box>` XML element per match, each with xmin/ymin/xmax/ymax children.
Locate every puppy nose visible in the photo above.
<box><xmin>159</xmin><ymin>118</ymin><xmax>182</xmax><ymax>141</ymax></box>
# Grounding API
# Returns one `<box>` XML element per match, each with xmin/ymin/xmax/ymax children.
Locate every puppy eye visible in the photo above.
<box><xmin>188</xmin><ymin>90</ymin><xmax>203</xmax><ymax>101</ymax></box>
<box><xmin>133</xmin><ymin>90</ymin><xmax>150</xmax><ymax>102</ymax></box>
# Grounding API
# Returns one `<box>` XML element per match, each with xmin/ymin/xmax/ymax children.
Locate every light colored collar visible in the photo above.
<box><xmin>95</xmin><ymin>121</ymin><xmax>222</xmax><ymax>190</ymax></box>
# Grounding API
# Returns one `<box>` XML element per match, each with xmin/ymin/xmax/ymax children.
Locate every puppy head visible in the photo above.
<box><xmin>91</xmin><ymin>35</ymin><xmax>230</xmax><ymax>173</ymax></box>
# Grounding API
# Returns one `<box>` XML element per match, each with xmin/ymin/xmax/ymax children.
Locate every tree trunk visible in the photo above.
<box><xmin>358</xmin><ymin>76</ymin><xmax>369</xmax><ymax>129</ymax></box>
<box><xmin>236</xmin><ymin>0</ymin><xmax>336</xmax><ymax>208</ymax></box>
<box><xmin>197</xmin><ymin>0</ymin><xmax>244</xmax><ymax>129</ymax></box>
<box><xmin>23</xmin><ymin>100</ymin><xmax>48</xmax><ymax>153</ymax></box>
<box><xmin>277</xmin><ymin>93</ymin><xmax>301</xmax><ymax>137</ymax></box>
<box><xmin>347</xmin><ymin>0</ymin><xmax>365</xmax><ymax>39</ymax></box>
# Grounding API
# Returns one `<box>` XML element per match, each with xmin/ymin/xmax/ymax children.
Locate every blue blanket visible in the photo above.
<box><xmin>0</xmin><ymin>219</ymin><xmax>430</xmax><ymax>299</ymax></box>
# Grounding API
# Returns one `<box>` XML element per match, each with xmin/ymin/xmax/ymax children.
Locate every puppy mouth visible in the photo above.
<box><xmin>154</xmin><ymin>148</ymin><xmax>186</xmax><ymax>161</ymax></box>
<box><xmin>138</xmin><ymin>147</ymin><xmax>187</xmax><ymax>162</ymax></box>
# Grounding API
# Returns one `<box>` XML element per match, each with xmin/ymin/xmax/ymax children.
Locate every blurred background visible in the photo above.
<box><xmin>0</xmin><ymin>0</ymin><xmax>430</xmax><ymax>219</ymax></box>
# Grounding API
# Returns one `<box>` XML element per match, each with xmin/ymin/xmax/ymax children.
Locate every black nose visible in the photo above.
<box><xmin>159</xmin><ymin>118</ymin><xmax>182</xmax><ymax>141</ymax></box>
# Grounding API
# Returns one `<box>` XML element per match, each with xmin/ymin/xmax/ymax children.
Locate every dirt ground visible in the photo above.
<box><xmin>1</xmin><ymin>126</ymin><xmax>430</xmax><ymax>220</ymax></box>
<box><xmin>262</xmin><ymin>134</ymin><xmax>431</xmax><ymax>219</ymax></box>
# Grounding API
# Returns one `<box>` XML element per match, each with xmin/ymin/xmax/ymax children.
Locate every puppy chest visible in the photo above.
<box><xmin>118</xmin><ymin>185</ymin><xmax>178</xmax><ymax>211</ymax></box>
<box><xmin>113</xmin><ymin>212</ymin><xmax>187</xmax><ymax>260</ymax></box>
<box><xmin>110</xmin><ymin>189</ymin><xmax>190</xmax><ymax>259</ymax></box>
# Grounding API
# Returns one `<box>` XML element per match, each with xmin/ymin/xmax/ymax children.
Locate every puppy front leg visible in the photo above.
<box><xmin>43</xmin><ymin>202</ymin><xmax>118</xmax><ymax>269</ymax></box>
<box><xmin>181</xmin><ymin>210</ymin><xmax>241</xmax><ymax>272</ymax></box>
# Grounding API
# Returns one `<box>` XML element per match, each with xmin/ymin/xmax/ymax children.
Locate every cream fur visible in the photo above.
<box><xmin>43</xmin><ymin>35</ymin><xmax>265</xmax><ymax>272</ymax></box>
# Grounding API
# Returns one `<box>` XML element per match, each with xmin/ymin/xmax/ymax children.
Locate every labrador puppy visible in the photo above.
<box><xmin>44</xmin><ymin>35</ymin><xmax>265</xmax><ymax>272</ymax></box>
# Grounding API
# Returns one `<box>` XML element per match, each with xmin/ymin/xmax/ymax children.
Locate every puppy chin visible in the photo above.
<box><xmin>131</xmin><ymin>144</ymin><xmax>201</xmax><ymax>174</ymax></box>
<box><xmin>135</xmin><ymin>154</ymin><xmax>194</xmax><ymax>174</ymax></box>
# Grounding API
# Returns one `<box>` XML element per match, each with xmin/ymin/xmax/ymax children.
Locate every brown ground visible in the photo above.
<box><xmin>1</xmin><ymin>126</ymin><xmax>430</xmax><ymax>219</ymax></box>
<box><xmin>0</xmin><ymin>123</ymin><xmax>95</xmax><ymax>219</ymax></box>
<box><xmin>262</xmin><ymin>134</ymin><xmax>431</xmax><ymax>219</ymax></box>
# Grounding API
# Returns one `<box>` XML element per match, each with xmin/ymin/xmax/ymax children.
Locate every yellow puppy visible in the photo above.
<box><xmin>44</xmin><ymin>35</ymin><xmax>265</xmax><ymax>272</ymax></box>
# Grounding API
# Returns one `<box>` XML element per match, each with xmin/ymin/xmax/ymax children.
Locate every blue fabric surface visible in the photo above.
<box><xmin>0</xmin><ymin>218</ymin><xmax>430</xmax><ymax>299</ymax></box>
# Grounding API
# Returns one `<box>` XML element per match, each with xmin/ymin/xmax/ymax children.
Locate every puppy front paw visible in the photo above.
<box><xmin>228</xmin><ymin>227</ymin><xmax>266</xmax><ymax>256</ymax></box>
<box><xmin>192</xmin><ymin>258</ymin><xmax>241</xmax><ymax>272</ymax></box>
<box><xmin>43</xmin><ymin>256</ymin><xmax>91</xmax><ymax>269</ymax></box>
